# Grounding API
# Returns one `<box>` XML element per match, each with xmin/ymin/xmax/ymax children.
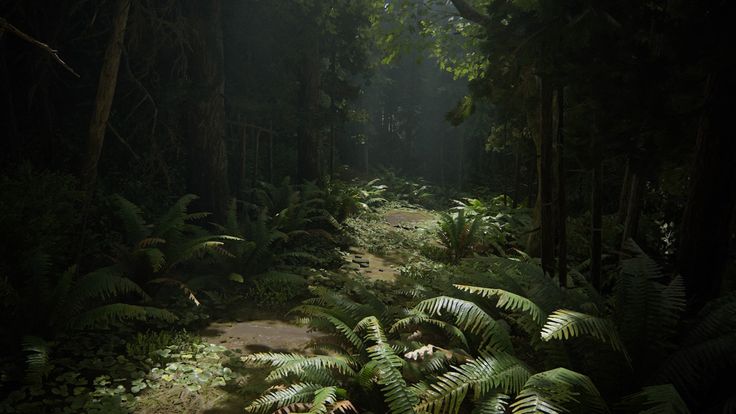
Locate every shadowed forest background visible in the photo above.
<box><xmin>0</xmin><ymin>0</ymin><xmax>734</xmax><ymax>413</ymax></box>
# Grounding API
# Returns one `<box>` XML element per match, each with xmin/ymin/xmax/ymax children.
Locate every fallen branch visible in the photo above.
<box><xmin>0</xmin><ymin>16</ymin><xmax>80</xmax><ymax>77</ymax></box>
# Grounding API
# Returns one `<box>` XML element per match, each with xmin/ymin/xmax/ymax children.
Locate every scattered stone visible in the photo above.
<box><xmin>342</xmin><ymin>263</ymin><xmax>361</xmax><ymax>271</ymax></box>
<box><xmin>354</xmin><ymin>255</ymin><xmax>362</xmax><ymax>259</ymax></box>
<box><xmin>359</xmin><ymin>262</ymin><xmax>369</xmax><ymax>268</ymax></box>
<box><xmin>352</xmin><ymin>258</ymin><xmax>369</xmax><ymax>264</ymax></box>
<box><xmin>378</xmin><ymin>269</ymin><xmax>384</xmax><ymax>272</ymax></box>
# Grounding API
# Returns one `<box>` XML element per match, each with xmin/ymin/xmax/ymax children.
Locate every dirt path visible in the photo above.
<box><xmin>200</xmin><ymin>319</ymin><xmax>321</xmax><ymax>353</ymax></box>
<box><xmin>343</xmin><ymin>208</ymin><xmax>438</xmax><ymax>282</ymax></box>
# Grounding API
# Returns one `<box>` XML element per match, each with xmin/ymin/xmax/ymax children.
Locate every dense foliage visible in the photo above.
<box><xmin>1</xmin><ymin>0</ymin><xmax>734</xmax><ymax>413</ymax></box>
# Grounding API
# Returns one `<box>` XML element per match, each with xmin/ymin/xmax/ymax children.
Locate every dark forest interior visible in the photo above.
<box><xmin>1</xmin><ymin>1</ymin><xmax>734</xmax><ymax>413</ymax></box>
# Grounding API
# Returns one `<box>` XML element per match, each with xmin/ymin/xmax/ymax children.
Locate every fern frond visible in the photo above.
<box><xmin>413</xmin><ymin>296</ymin><xmax>513</xmax><ymax>353</ymax></box>
<box><xmin>246</xmin><ymin>383</ymin><xmax>325</xmax><ymax>414</ymax></box>
<box><xmin>328</xmin><ymin>400</ymin><xmax>358</xmax><ymax>414</ymax></box>
<box><xmin>510</xmin><ymin>368</ymin><xmax>609</xmax><ymax>414</ymax></box>
<box><xmin>292</xmin><ymin>305</ymin><xmax>364</xmax><ymax>351</ymax></box>
<box><xmin>73</xmin><ymin>266</ymin><xmax>149</xmax><ymax>304</ymax></box>
<box><xmin>70</xmin><ymin>304</ymin><xmax>176</xmax><ymax>329</ymax></box>
<box><xmin>112</xmin><ymin>194</ymin><xmax>150</xmax><ymax>243</ymax></box>
<box><xmin>418</xmin><ymin>353</ymin><xmax>529</xmax><ymax>414</ymax></box>
<box><xmin>154</xmin><ymin>194</ymin><xmax>199</xmax><ymax>239</ymax></box>
<box><xmin>619</xmin><ymin>384</ymin><xmax>690</xmax><ymax>414</ymax></box>
<box><xmin>391</xmin><ymin>311</ymin><xmax>469</xmax><ymax>348</ymax></box>
<box><xmin>258</xmin><ymin>354</ymin><xmax>357</xmax><ymax>383</ymax></box>
<box><xmin>541</xmin><ymin>309</ymin><xmax>628</xmax><ymax>359</ymax></box>
<box><xmin>355</xmin><ymin>315</ymin><xmax>388</xmax><ymax>344</ymax></box>
<box><xmin>308</xmin><ymin>386</ymin><xmax>338</xmax><ymax>414</ymax></box>
<box><xmin>472</xmin><ymin>393</ymin><xmax>510</xmax><ymax>414</ymax></box>
<box><xmin>685</xmin><ymin>291</ymin><xmax>736</xmax><ymax>345</ymax></box>
<box><xmin>454</xmin><ymin>284</ymin><xmax>546</xmax><ymax>325</ymax></box>
<box><xmin>22</xmin><ymin>336</ymin><xmax>50</xmax><ymax>384</ymax></box>
<box><xmin>367</xmin><ymin>342</ymin><xmax>418</xmax><ymax>414</ymax></box>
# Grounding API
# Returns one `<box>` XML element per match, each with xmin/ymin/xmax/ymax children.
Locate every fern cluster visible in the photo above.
<box><xmin>245</xmin><ymin>242</ymin><xmax>735</xmax><ymax>413</ymax></box>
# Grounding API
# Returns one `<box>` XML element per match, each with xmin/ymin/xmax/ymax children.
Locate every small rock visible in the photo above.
<box><xmin>378</xmin><ymin>269</ymin><xmax>384</xmax><ymax>272</ymax></box>
<box><xmin>352</xmin><ymin>258</ymin><xmax>369</xmax><ymax>264</ymax></box>
<box><xmin>359</xmin><ymin>262</ymin><xmax>369</xmax><ymax>268</ymax></box>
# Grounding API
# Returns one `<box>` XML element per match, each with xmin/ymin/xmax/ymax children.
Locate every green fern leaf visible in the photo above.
<box><xmin>246</xmin><ymin>383</ymin><xmax>325</xmax><ymax>414</ymax></box>
<box><xmin>454</xmin><ymin>284</ymin><xmax>546</xmax><ymax>325</ymax></box>
<box><xmin>70</xmin><ymin>304</ymin><xmax>176</xmax><ymax>329</ymax></box>
<box><xmin>413</xmin><ymin>296</ymin><xmax>513</xmax><ymax>353</ymax></box>
<box><xmin>472</xmin><ymin>393</ymin><xmax>510</xmax><ymax>414</ymax></box>
<box><xmin>511</xmin><ymin>368</ymin><xmax>609</xmax><ymax>414</ymax></box>
<box><xmin>619</xmin><ymin>384</ymin><xmax>690</xmax><ymax>414</ymax></box>
<box><xmin>541</xmin><ymin>309</ymin><xmax>629</xmax><ymax>360</ymax></box>
<box><xmin>308</xmin><ymin>386</ymin><xmax>338</xmax><ymax>414</ymax></box>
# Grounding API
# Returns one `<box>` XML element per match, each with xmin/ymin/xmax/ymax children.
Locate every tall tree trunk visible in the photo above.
<box><xmin>622</xmin><ymin>172</ymin><xmax>644</xmax><ymax>244</ymax></box>
<box><xmin>82</xmin><ymin>0</ymin><xmax>131</xmax><ymax>190</ymax></box>
<box><xmin>512</xmin><ymin>137</ymin><xmax>521</xmax><ymax>208</ymax></box>
<box><xmin>297</xmin><ymin>37</ymin><xmax>321</xmax><ymax>182</ymax></box>
<box><xmin>591</xmin><ymin>153</ymin><xmax>603</xmax><ymax>291</ymax></box>
<box><xmin>678</xmin><ymin>71</ymin><xmax>736</xmax><ymax>307</ymax></box>
<box><xmin>539</xmin><ymin>77</ymin><xmax>555</xmax><ymax>278</ymax></box>
<box><xmin>555</xmin><ymin>86</ymin><xmax>567</xmax><ymax>287</ymax></box>
<box><xmin>183</xmin><ymin>0</ymin><xmax>230</xmax><ymax>221</ymax></box>
<box><xmin>526</xmin><ymin>108</ymin><xmax>542</xmax><ymax>255</ymax></box>
<box><xmin>616</xmin><ymin>159</ymin><xmax>632</xmax><ymax>224</ymax></box>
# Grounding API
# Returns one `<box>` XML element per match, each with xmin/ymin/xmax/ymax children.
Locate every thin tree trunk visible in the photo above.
<box><xmin>527</xmin><ymin>107</ymin><xmax>542</xmax><ymax>255</ymax></box>
<box><xmin>184</xmin><ymin>0</ymin><xmax>230</xmax><ymax>221</ymax></box>
<box><xmin>539</xmin><ymin>77</ymin><xmax>555</xmax><ymax>278</ymax></box>
<box><xmin>269</xmin><ymin>128</ymin><xmax>274</xmax><ymax>183</ymax></box>
<box><xmin>252</xmin><ymin>129</ymin><xmax>261</xmax><ymax>185</ymax></box>
<box><xmin>240</xmin><ymin>121</ymin><xmax>247</xmax><ymax>195</ymax></box>
<box><xmin>297</xmin><ymin>37</ymin><xmax>321</xmax><ymax>182</ymax></box>
<box><xmin>512</xmin><ymin>137</ymin><xmax>521</xmax><ymax>208</ymax></box>
<box><xmin>82</xmin><ymin>0</ymin><xmax>131</xmax><ymax>189</ymax></box>
<box><xmin>556</xmin><ymin>86</ymin><xmax>567</xmax><ymax>287</ymax></box>
<box><xmin>622</xmin><ymin>173</ymin><xmax>644</xmax><ymax>244</ymax></box>
<box><xmin>591</xmin><ymin>155</ymin><xmax>603</xmax><ymax>291</ymax></box>
<box><xmin>616</xmin><ymin>159</ymin><xmax>632</xmax><ymax>224</ymax></box>
<box><xmin>458</xmin><ymin>135</ymin><xmax>464</xmax><ymax>190</ymax></box>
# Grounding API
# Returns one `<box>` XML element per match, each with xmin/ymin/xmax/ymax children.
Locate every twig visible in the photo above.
<box><xmin>1</xmin><ymin>16</ymin><xmax>80</xmax><ymax>77</ymax></box>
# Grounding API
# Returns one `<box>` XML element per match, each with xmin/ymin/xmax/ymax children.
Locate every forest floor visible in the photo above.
<box><xmin>135</xmin><ymin>205</ymin><xmax>440</xmax><ymax>413</ymax></box>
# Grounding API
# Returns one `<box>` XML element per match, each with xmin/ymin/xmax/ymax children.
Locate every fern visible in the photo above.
<box><xmin>391</xmin><ymin>310</ymin><xmax>469</xmax><ymax>348</ymax></box>
<box><xmin>510</xmin><ymin>368</ymin><xmax>609</xmax><ymax>414</ymax></box>
<box><xmin>418</xmin><ymin>353</ymin><xmax>530</xmax><ymax>414</ymax></box>
<box><xmin>246</xmin><ymin>383</ymin><xmax>326</xmax><ymax>414</ymax></box>
<box><xmin>413</xmin><ymin>296</ymin><xmax>513</xmax><ymax>353</ymax></box>
<box><xmin>437</xmin><ymin>210</ymin><xmax>482</xmax><ymax>263</ymax></box>
<box><xmin>71</xmin><ymin>303</ymin><xmax>176</xmax><ymax>329</ymax></box>
<box><xmin>541</xmin><ymin>309</ymin><xmax>629</xmax><ymax>359</ymax></box>
<box><xmin>244</xmin><ymin>353</ymin><xmax>358</xmax><ymax>383</ymax></box>
<box><xmin>618</xmin><ymin>384</ymin><xmax>690</xmax><ymax>414</ymax></box>
<box><xmin>454</xmin><ymin>284</ymin><xmax>546</xmax><ymax>325</ymax></box>
<box><xmin>22</xmin><ymin>335</ymin><xmax>50</xmax><ymax>384</ymax></box>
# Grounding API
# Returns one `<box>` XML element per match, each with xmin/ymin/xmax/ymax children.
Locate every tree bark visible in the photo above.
<box><xmin>616</xmin><ymin>159</ymin><xmax>632</xmax><ymax>224</ymax></box>
<box><xmin>183</xmin><ymin>0</ymin><xmax>230</xmax><ymax>221</ymax></box>
<box><xmin>622</xmin><ymin>172</ymin><xmax>644</xmax><ymax>244</ymax></box>
<box><xmin>539</xmin><ymin>77</ymin><xmax>555</xmax><ymax>278</ymax></box>
<box><xmin>555</xmin><ymin>86</ymin><xmax>567</xmax><ymax>287</ymax></box>
<box><xmin>678</xmin><ymin>70</ymin><xmax>736</xmax><ymax>307</ymax></box>
<box><xmin>82</xmin><ymin>0</ymin><xmax>131</xmax><ymax>190</ymax></box>
<box><xmin>591</xmin><ymin>154</ymin><xmax>603</xmax><ymax>291</ymax></box>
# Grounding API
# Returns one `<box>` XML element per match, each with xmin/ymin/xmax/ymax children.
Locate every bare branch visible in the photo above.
<box><xmin>0</xmin><ymin>16</ymin><xmax>80</xmax><ymax>77</ymax></box>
